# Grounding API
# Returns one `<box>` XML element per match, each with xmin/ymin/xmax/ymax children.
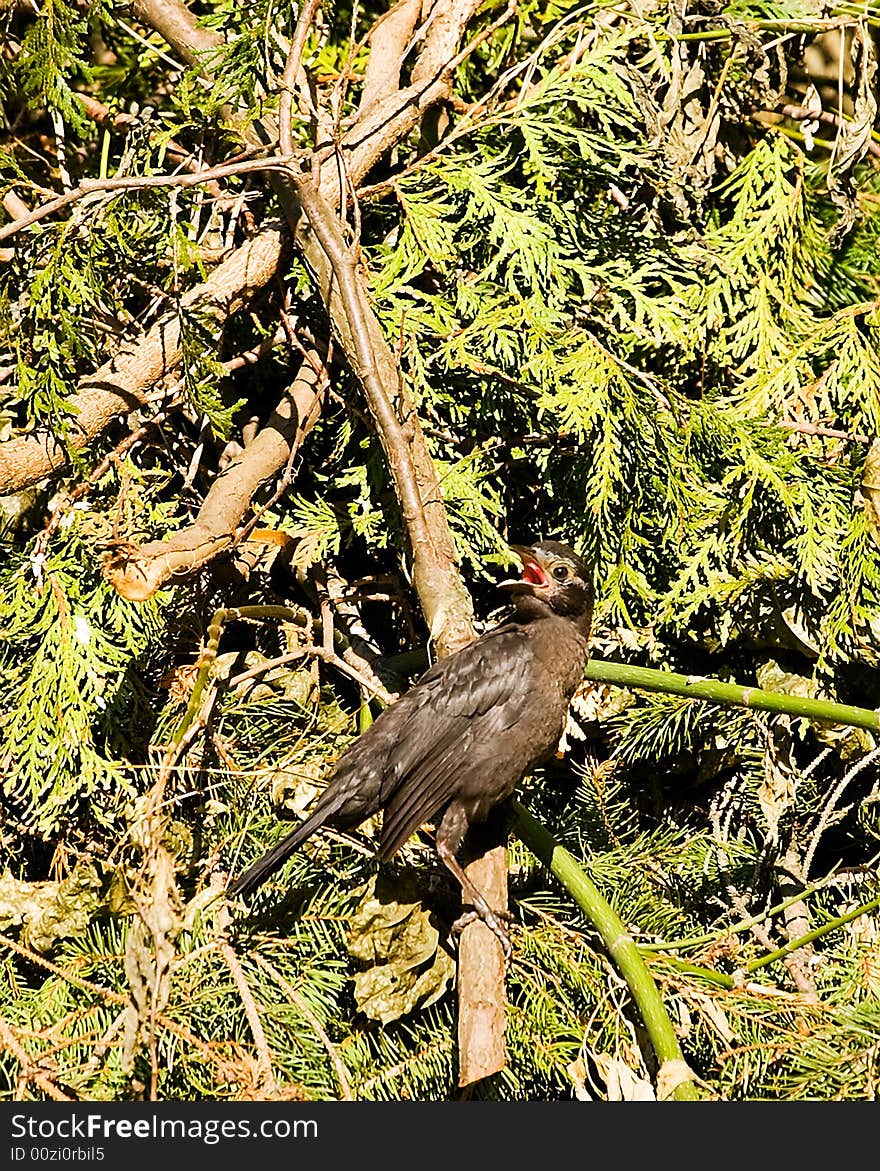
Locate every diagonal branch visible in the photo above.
<box><xmin>130</xmin><ymin>0</ymin><xmax>222</xmax><ymax>64</ymax></box>
<box><xmin>218</xmin><ymin>940</ymin><xmax>279</xmax><ymax>1098</ymax></box>
<box><xmin>289</xmin><ymin>168</ymin><xmax>475</xmax><ymax>654</ymax></box>
<box><xmin>357</xmin><ymin>0</ymin><xmax>422</xmax><ymax>117</ymax></box>
<box><xmin>276</xmin><ymin>0</ymin><xmax>503</xmax><ymax>1089</ymax></box>
<box><xmin>0</xmin><ymin>156</ymin><xmax>294</xmax><ymax>243</ymax></box>
<box><xmin>278</xmin><ymin>0</ymin><xmax>323</xmax><ymax>158</ymax></box>
<box><xmin>102</xmin><ymin>348</ymin><xmax>326</xmax><ymax>600</ymax></box>
<box><xmin>511</xmin><ymin>801</ymin><xmax>701</xmax><ymax>1101</ymax></box>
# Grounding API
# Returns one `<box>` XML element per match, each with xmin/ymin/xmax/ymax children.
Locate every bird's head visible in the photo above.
<box><xmin>500</xmin><ymin>540</ymin><xmax>594</xmax><ymax>630</ymax></box>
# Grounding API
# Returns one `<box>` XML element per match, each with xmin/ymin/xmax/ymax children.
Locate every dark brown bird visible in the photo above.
<box><xmin>229</xmin><ymin>540</ymin><xmax>594</xmax><ymax>949</ymax></box>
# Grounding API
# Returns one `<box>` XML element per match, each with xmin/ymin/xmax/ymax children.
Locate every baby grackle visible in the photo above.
<box><xmin>229</xmin><ymin>540</ymin><xmax>594</xmax><ymax>950</ymax></box>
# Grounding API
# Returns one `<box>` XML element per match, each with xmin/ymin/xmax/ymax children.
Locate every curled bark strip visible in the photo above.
<box><xmin>0</xmin><ymin>221</ymin><xmax>288</xmax><ymax>494</ymax></box>
<box><xmin>103</xmin><ymin>352</ymin><xmax>325</xmax><ymax>600</ymax></box>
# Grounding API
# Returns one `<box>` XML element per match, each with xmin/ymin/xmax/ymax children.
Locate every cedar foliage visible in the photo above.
<box><xmin>2</xmin><ymin>0</ymin><xmax>880</xmax><ymax>1102</ymax></box>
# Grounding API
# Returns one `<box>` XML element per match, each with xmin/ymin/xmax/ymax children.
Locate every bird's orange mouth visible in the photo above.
<box><xmin>520</xmin><ymin>559</ymin><xmax>547</xmax><ymax>587</ymax></box>
<box><xmin>509</xmin><ymin>545</ymin><xmax>548</xmax><ymax>588</ymax></box>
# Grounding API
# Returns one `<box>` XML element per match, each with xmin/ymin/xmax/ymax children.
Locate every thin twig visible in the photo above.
<box><xmin>75</xmin><ymin>92</ymin><xmax>228</xmax><ymax>199</ymax></box>
<box><xmin>780</xmin><ymin>419</ymin><xmax>870</xmax><ymax>444</ymax></box>
<box><xmin>778</xmin><ymin>102</ymin><xmax>880</xmax><ymax>160</ymax></box>
<box><xmin>639</xmin><ymin>872</ymin><xmax>843</xmax><ymax>952</ymax></box>
<box><xmin>229</xmin><ymin>645</ymin><xmax>393</xmax><ymax>704</ymax></box>
<box><xmin>0</xmin><ymin>155</ymin><xmax>296</xmax><ymax>242</ymax></box>
<box><xmin>279</xmin><ymin>0</ymin><xmax>324</xmax><ymax>158</ymax></box>
<box><xmin>218</xmin><ymin>940</ymin><xmax>279</xmax><ymax>1097</ymax></box>
<box><xmin>803</xmin><ymin>747</ymin><xmax>880</xmax><ymax>879</ymax></box>
<box><xmin>0</xmin><ymin>1014</ymin><xmax>73</xmax><ymax>1101</ymax></box>
<box><xmin>0</xmin><ymin>930</ymin><xmax>126</xmax><ymax>1005</ymax></box>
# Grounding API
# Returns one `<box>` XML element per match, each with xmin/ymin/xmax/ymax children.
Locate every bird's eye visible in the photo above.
<box><xmin>552</xmin><ymin>565</ymin><xmax>570</xmax><ymax>581</ymax></box>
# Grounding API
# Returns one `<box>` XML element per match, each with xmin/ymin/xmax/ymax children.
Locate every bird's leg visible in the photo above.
<box><xmin>436</xmin><ymin>803</ymin><xmax>512</xmax><ymax>960</ymax></box>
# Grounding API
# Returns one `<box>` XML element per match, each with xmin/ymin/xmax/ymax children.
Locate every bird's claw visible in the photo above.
<box><xmin>449</xmin><ymin>907</ymin><xmax>513</xmax><ymax>961</ymax></box>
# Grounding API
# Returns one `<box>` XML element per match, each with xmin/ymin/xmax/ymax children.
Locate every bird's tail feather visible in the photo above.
<box><xmin>228</xmin><ymin>798</ymin><xmax>338</xmax><ymax>898</ymax></box>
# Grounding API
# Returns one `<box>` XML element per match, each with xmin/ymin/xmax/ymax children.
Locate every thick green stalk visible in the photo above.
<box><xmin>584</xmin><ymin>660</ymin><xmax>880</xmax><ymax>733</ymax></box>
<box><xmin>510</xmin><ymin>801</ymin><xmax>700</xmax><ymax>1101</ymax></box>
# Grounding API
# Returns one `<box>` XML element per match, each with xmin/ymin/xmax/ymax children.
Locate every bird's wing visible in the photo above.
<box><xmin>375</xmin><ymin>625</ymin><xmax>534</xmax><ymax>859</ymax></box>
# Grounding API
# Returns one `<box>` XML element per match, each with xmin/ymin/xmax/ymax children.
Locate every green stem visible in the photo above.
<box><xmin>655</xmin><ymin>959</ymin><xmax>736</xmax><ymax>989</ymax></box>
<box><xmin>584</xmin><ymin>659</ymin><xmax>880</xmax><ymax>733</ymax></box>
<box><xmin>639</xmin><ymin>876</ymin><xmax>835</xmax><ymax>952</ymax></box>
<box><xmin>744</xmin><ymin>895</ymin><xmax>880</xmax><ymax>975</ymax></box>
<box><xmin>510</xmin><ymin>801</ymin><xmax>700</xmax><ymax>1101</ymax></box>
<box><xmin>663</xmin><ymin>8</ymin><xmax>880</xmax><ymax>37</ymax></box>
<box><xmin>649</xmin><ymin>896</ymin><xmax>880</xmax><ymax>987</ymax></box>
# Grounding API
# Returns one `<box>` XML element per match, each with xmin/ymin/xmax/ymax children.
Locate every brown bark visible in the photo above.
<box><xmin>103</xmin><ymin>354</ymin><xmax>325</xmax><ymax>600</ymax></box>
<box><xmin>288</xmin><ymin>172</ymin><xmax>476</xmax><ymax>658</ymax></box>
<box><xmin>129</xmin><ymin>0</ymin><xmax>222</xmax><ymax>63</ymax></box>
<box><xmin>457</xmin><ymin>829</ymin><xmax>509</xmax><ymax>1087</ymax></box>
<box><xmin>357</xmin><ymin>0</ymin><xmax>422</xmax><ymax>117</ymax></box>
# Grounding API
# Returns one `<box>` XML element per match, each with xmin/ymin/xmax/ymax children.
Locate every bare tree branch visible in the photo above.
<box><xmin>457</xmin><ymin>824</ymin><xmax>509</xmax><ymax>1088</ymax></box>
<box><xmin>278</xmin><ymin>0</ymin><xmax>324</xmax><ymax>158</ymax></box>
<box><xmin>129</xmin><ymin>0</ymin><xmax>222</xmax><ymax>64</ymax></box>
<box><xmin>0</xmin><ymin>156</ymin><xmax>292</xmax><ymax>243</ymax></box>
<box><xmin>102</xmin><ymin>350</ymin><xmax>325</xmax><ymax>599</ymax></box>
<box><xmin>253</xmin><ymin>953</ymin><xmax>354</xmax><ymax>1100</ymax></box>
<box><xmin>217</xmin><ymin>940</ymin><xmax>279</xmax><ymax>1098</ymax></box>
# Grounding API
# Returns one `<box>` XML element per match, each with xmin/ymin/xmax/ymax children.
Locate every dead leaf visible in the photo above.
<box><xmin>567</xmin><ymin>1055</ymin><xmax>592</xmax><ymax>1101</ymax></box>
<box><xmin>592</xmin><ymin>1053</ymin><xmax>656</xmax><ymax>1101</ymax></box>
<box><xmin>828</xmin><ymin>23</ymin><xmax>878</xmax><ymax>240</ymax></box>
<box><xmin>347</xmin><ymin>875</ymin><xmax>455</xmax><ymax>1025</ymax></box>
<box><xmin>0</xmin><ymin>862</ymin><xmax>105</xmax><ymax>954</ymax></box>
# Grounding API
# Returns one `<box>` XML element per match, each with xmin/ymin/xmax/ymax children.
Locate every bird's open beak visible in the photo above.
<box><xmin>499</xmin><ymin>545</ymin><xmax>549</xmax><ymax>593</ymax></box>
